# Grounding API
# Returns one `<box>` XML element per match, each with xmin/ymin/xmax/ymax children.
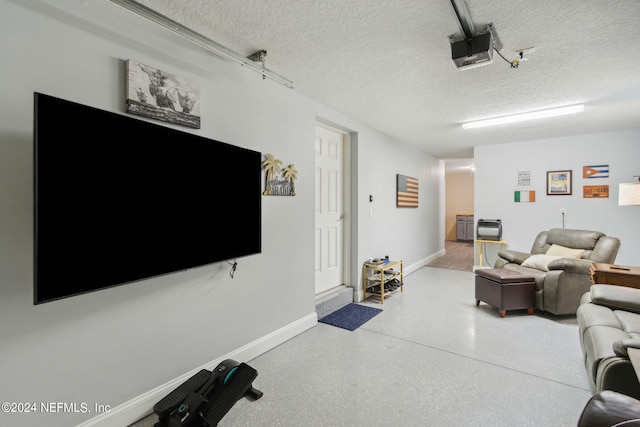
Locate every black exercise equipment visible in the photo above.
<box><xmin>153</xmin><ymin>359</ymin><xmax>263</xmax><ymax>427</ymax></box>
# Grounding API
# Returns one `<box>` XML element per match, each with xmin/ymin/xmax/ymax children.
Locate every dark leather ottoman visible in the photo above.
<box><xmin>475</xmin><ymin>268</ymin><xmax>536</xmax><ymax>317</ymax></box>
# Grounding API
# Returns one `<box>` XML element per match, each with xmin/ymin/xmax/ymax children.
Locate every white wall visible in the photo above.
<box><xmin>0</xmin><ymin>1</ymin><xmax>444</xmax><ymax>426</ymax></box>
<box><xmin>355</xmin><ymin>130</ymin><xmax>443</xmax><ymax>276</ymax></box>
<box><xmin>474</xmin><ymin>130</ymin><xmax>640</xmax><ymax>266</ymax></box>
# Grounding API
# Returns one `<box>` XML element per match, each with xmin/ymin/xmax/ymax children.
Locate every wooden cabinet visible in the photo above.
<box><xmin>456</xmin><ymin>214</ymin><xmax>474</xmax><ymax>241</ymax></box>
<box><xmin>362</xmin><ymin>260</ymin><xmax>404</xmax><ymax>304</ymax></box>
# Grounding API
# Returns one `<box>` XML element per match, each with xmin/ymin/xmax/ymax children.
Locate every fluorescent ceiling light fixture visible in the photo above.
<box><xmin>462</xmin><ymin>104</ymin><xmax>584</xmax><ymax>129</ymax></box>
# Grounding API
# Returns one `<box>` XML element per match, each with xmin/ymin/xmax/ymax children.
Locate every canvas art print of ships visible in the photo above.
<box><xmin>126</xmin><ymin>60</ymin><xmax>201</xmax><ymax>129</ymax></box>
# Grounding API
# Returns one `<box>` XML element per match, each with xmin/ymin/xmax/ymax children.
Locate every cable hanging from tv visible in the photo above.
<box><xmin>228</xmin><ymin>260</ymin><xmax>238</xmax><ymax>279</ymax></box>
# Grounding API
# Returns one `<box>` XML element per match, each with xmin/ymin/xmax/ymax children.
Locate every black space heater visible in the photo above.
<box><xmin>476</xmin><ymin>219</ymin><xmax>502</xmax><ymax>241</ymax></box>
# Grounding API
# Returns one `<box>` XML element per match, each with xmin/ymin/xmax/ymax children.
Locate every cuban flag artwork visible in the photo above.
<box><xmin>583</xmin><ymin>165</ymin><xmax>609</xmax><ymax>179</ymax></box>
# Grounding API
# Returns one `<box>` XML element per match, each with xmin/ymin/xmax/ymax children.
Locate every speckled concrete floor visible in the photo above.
<box><xmin>131</xmin><ymin>266</ymin><xmax>591</xmax><ymax>427</ymax></box>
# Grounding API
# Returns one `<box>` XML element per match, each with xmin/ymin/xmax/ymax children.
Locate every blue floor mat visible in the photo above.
<box><xmin>318</xmin><ymin>303</ymin><xmax>382</xmax><ymax>331</ymax></box>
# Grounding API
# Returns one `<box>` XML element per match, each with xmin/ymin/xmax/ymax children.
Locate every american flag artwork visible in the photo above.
<box><xmin>397</xmin><ymin>174</ymin><xmax>419</xmax><ymax>208</ymax></box>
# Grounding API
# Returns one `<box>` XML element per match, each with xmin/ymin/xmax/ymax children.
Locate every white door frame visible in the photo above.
<box><xmin>314</xmin><ymin>121</ymin><xmax>352</xmax><ymax>295</ymax></box>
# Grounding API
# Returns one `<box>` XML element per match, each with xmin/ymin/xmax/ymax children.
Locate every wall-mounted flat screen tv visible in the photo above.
<box><xmin>34</xmin><ymin>93</ymin><xmax>261</xmax><ymax>304</ymax></box>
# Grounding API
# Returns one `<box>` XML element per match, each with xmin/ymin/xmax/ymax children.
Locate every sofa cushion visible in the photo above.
<box><xmin>578</xmin><ymin>302</ymin><xmax>625</xmax><ymax>330</ymax></box>
<box><xmin>615</xmin><ymin>310</ymin><xmax>640</xmax><ymax>336</ymax></box>
<box><xmin>546</xmin><ymin>244</ymin><xmax>585</xmax><ymax>259</ymax></box>
<box><xmin>521</xmin><ymin>254</ymin><xmax>562</xmax><ymax>271</ymax></box>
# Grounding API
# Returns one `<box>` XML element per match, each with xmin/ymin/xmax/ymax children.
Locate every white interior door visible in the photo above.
<box><xmin>314</xmin><ymin>125</ymin><xmax>344</xmax><ymax>295</ymax></box>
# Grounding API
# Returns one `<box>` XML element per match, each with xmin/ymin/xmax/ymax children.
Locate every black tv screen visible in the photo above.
<box><xmin>34</xmin><ymin>93</ymin><xmax>261</xmax><ymax>304</ymax></box>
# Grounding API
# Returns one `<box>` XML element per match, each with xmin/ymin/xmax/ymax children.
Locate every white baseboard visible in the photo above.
<box><xmin>405</xmin><ymin>250</ymin><xmax>445</xmax><ymax>275</ymax></box>
<box><xmin>77</xmin><ymin>312</ymin><xmax>318</xmax><ymax>427</ymax></box>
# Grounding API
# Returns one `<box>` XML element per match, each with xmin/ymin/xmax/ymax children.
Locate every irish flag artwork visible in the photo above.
<box><xmin>514</xmin><ymin>190</ymin><xmax>536</xmax><ymax>202</ymax></box>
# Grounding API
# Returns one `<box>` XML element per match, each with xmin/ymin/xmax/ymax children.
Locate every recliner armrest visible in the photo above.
<box><xmin>590</xmin><ymin>284</ymin><xmax>640</xmax><ymax>314</ymax></box>
<box><xmin>497</xmin><ymin>250</ymin><xmax>530</xmax><ymax>265</ymax></box>
<box><xmin>547</xmin><ymin>258</ymin><xmax>593</xmax><ymax>274</ymax></box>
<box><xmin>614</xmin><ymin>338</ymin><xmax>640</xmax><ymax>358</ymax></box>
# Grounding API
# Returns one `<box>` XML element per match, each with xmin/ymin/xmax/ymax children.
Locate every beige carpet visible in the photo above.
<box><xmin>426</xmin><ymin>240</ymin><xmax>474</xmax><ymax>272</ymax></box>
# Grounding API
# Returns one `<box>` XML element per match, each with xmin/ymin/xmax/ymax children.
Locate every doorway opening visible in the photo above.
<box><xmin>314</xmin><ymin>123</ymin><xmax>353</xmax><ymax>317</ymax></box>
<box><xmin>427</xmin><ymin>159</ymin><xmax>475</xmax><ymax>272</ymax></box>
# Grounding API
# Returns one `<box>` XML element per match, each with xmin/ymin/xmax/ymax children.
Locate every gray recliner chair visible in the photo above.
<box><xmin>493</xmin><ymin>228</ymin><xmax>620</xmax><ymax>315</ymax></box>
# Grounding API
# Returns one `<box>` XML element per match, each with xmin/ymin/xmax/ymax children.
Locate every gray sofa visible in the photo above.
<box><xmin>494</xmin><ymin>228</ymin><xmax>620</xmax><ymax>315</ymax></box>
<box><xmin>577</xmin><ymin>284</ymin><xmax>640</xmax><ymax>399</ymax></box>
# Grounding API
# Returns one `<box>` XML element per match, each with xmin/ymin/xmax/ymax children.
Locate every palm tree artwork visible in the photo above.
<box><xmin>283</xmin><ymin>164</ymin><xmax>298</xmax><ymax>196</ymax></box>
<box><xmin>262</xmin><ymin>154</ymin><xmax>298</xmax><ymax>196</ymax></box>
<box><xmin>262</xmin><ymin>153</ymin><xmax>282</xmax><ymax>195</ymax></box>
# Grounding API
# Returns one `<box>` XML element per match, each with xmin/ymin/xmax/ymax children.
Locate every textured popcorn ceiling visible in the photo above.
<box><xmin>134</xmin><ymin>0</ymin><xmax>640</xmax><ymax>158</ymax></box>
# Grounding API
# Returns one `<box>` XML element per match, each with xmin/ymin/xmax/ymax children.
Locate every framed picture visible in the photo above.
<box><xmin>126</xmin><ymin>59</ymin><xmax>201</xmax><ymax>129</ymax></box>
<box><xmin>547</xmin><ymin>170</ymin><xmax>572</xmax><ymax>195</ymax></box>
<box><xmin>397</xmin><ymin>174</ymin><xmax>419</xmax><ymax>207</ymax></box>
